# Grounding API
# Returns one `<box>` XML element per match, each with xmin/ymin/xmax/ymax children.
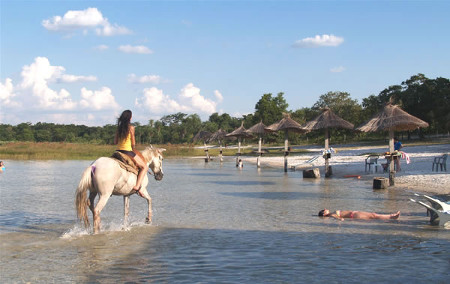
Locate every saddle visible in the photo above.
<box><xmin>110</xmin><ymin>151</ymin><xmax>139</xmax><ymax>175</ymax></box>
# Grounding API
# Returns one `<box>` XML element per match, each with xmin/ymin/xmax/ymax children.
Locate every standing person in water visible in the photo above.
<box><xmin>318</xmin><ymin>209</ymin><xmax>400</xmax><ymax>221</ymax></box>
<box><xmin>114</xmin><ymin>110</ymin><xmax>148</xmax><ymax>197</ymax></box>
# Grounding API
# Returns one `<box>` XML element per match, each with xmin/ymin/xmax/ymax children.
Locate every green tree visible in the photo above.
<box><xmin>312</xmin><ymin>91</ymin><xmax>362</xmax><ymax>125</ymax></box>
<box><xmin>16</xmin><ymin>123</ymin><xmax>34</xmax><ymax>141</ymax></box>
<box><xmin>254</xmin><ymin>92</ymin><xmax>288</xmax><ymax>125</ymax></box>
<box><xmin>0</xmin><ymin>124</ymin><xmax>16</xmax><ymax>141</ymax></box>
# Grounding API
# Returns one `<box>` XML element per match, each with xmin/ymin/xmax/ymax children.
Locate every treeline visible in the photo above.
<box><xmin>1</xmin><ymin>74</ymin><xmax>449</xmax><ymax>145</ymax></box>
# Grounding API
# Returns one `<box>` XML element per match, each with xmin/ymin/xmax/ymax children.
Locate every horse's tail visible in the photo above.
<box><xmin>75</xmin><ymin>165</ymin><xmax>93</xmax><ymax>228</ymax></box>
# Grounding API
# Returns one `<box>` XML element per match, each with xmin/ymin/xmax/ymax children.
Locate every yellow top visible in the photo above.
<box><xmin>117</xmin><ymin>131</ymin><xmax>132</xmax><ymax>151</ymax></box>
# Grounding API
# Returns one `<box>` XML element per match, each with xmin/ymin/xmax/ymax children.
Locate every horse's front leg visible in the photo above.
<box><xmin>123</xmin><ymin>195</ymin><xmax>130</xmax><ymax>229</ymax></box>
<box><xmin>140</xmin><ymin>189</ymin><xmax>152</xmax><ymax>224</ymax></box>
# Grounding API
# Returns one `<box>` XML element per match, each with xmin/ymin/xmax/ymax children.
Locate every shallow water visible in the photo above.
<box><xmin>0</xmin><ymin>158</ymin><xmax>448</xmax><ymax>283</ymax></box>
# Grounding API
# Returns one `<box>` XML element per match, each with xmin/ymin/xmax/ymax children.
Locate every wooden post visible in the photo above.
<box><xmin>238</xmin><ymin>137</ymin><xmax>241</xmax><ymax>155</ymax></box>
<box><xmin>324</xmin><ymin>128</ymin><xmax>331</xmax><ymax>177</ymax></box>
<box><xmin>204</xmin><ymin>142</ymin><xmax>210</xmax><ymax>162</ymax></box>
<box><xmin>284</xmin><ymin>130</ymin><xmax>289</xmax><ymax>172</ymax></box>
<box><xmin>389</xmin><ymin>130</ymin><xmax>395</xmax><ymax>186</ymax></box>
<box><xmin>236</xmin><ymin>137</ymin><xmax>242</xmax><ymax>166</ymax></box>
<box><xmin>257</xmin><ymin>136</ymin><xmax>262</xmax><ymax>168</ymax></box>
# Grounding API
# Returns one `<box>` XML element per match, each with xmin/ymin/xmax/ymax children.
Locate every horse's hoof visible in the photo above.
<box><xmin>145</xmin><ymin>218</ymin><xmax>152</xmax><ymax>224</ymax></box>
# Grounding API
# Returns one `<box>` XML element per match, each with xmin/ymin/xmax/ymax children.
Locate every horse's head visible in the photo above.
<box><xmin>142</xmin><ymin>145</ymin><xmax>166</xmax><ymax>181</ymax></box>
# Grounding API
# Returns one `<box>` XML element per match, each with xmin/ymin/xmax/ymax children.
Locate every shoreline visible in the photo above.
<box><xmin>237</xmin><ymin>143</ymin><xmax>450</xmax><ymax>195</ymax></box>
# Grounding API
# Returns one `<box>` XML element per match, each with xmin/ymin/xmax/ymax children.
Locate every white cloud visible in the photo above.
<box><xmin>179</xmin><ymin>83</ymin><xmax>220</xmax><ymax>114</ymax></box>
<box><xmin>214</xmin><ymin>90</ymin><xmax>223</xmax><ymax>103</ymax></box>
<box><xmin>80</xmin><ymin>87</ymin><xmax>120</xmax><ymax>110</ymax></box>
<box><xmin>59</xmin><ymin>74</ymin><xmax>97</xmax><ymax>83</ymax></box>
<box><xmin>42</xmin><ymin>7</ymin><xmax>131</xmax><ymax>36</ymax></box>
<box><xmin>330</xmin><ymin>66</ymin><xmax>346</xmax><ymax>73</ymax></box>
<box><xmin>293</xmin><ymin>34</ymin><xmax>344</xmax><ymax>48</ymax></box>
<box><xmin>135</xmin><ymin>83</ymin><xmax>223</xmax><ymax>116</ymax></box>
<box><xmin>128</xmin><ymin>73</ymin><xmax>163</xmax><ymax>84</ymax></box>
<box><xmin>19</xmin><ymin>57</ymin><xmax>76</xmax><ymax>109</ymax></box>
<box><xmin>94</xmin><ymin>44</ymin><xmax>109</xmax><ymax>51</ymax></box>
<box><xmin>0</xmin><ymin>78</ymin><xmax>21</xmax><ymax>107</ymax></box>
<box><xmin>118</xmin><ymin>45</ymin><xmax>153</xmax><ymax>54</ymax></box>
<box><xmin>136</xmin><ymin>87</ymin><xmax>186</xmax><ymax>113</ymax></box>
<box><xmin>0</xmin><ymin>57</ymin><xmax>123</xmax><ymax>125</ymax></box>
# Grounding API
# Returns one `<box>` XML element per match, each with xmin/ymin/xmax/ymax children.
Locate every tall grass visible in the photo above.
<box><xmin>0</xmin><ymin>142</ymin><xmax>309</xmax><ymax>160</ymax></box>
<box><xmin>0</xmin><ymin>142</ymin><xmax>117</xmax><ymax>160</ymax></box>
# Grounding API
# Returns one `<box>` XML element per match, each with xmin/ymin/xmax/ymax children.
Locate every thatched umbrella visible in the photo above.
<box><xmin>194</xmin><ymin>130</ymin><xmax>212</xmax><ymax>162</ymax></box>
<box><xmin>246</xmin><ymin>121</ymin><xmax>268</xmax><ymax>168</ymax></box>
<box><xmin>265</xmin><ymin>114</ymin><xmax>307</xmax><ymax>172</ymax></box>
<box><xmin>208</xmin><ymin>129</ymin><xmax>228</xmax><ymax>162</ymax></box>
<box><xmin>302</xmin><ymin>107</ymin><xmax>354</xmax><ymax>177</ymax></box>
<box><xmin>226</xmin><ymin>122</ymin><xmax>252</xmax><ymax>166</ymax></box>
<box><xmin>356</xmin><ymin>103</ymin><xmax>429</xmax><ymax>185</ymax></box>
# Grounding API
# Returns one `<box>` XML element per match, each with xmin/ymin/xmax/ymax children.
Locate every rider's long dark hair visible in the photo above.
<box><xmin>117</xmin><ymin>110</ymin><xmax>132</xmax><ymax>141</ymax></box>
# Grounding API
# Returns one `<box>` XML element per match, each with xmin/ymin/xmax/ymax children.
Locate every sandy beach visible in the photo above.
<box><xmin>238</xmin><ymin>143</ymin><xmax>450</xmax><ymax>195</ymax></box>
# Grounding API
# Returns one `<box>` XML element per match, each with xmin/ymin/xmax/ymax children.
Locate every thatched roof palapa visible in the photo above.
<box><xmin>356</xmin><ymin>103</ymin><xmax>429</xmax><ymax>186</ymax></box>
<box><xmin>264</xmin><ymin>114</ymin><xmax>307</xmax><ymax>133</ymax></box>
<box><xmin>193</xmin><ymin>130</ymin><xmax>212</xmax><ymax>142</ymax></box>
<box><xmin>302</xmin><ymin>107</ymin><xmax>354</xmax><ymax>131</ymax></box>
<box><xmin>208</xmin><ymin>129</ymin><xmax>228</xmax><ymax>143</ymax></box>
<box><xmin>356</xmin><ymin>103</ymin><xmax>429</xmax><ymax>132</ymax></box>
<box><xmin>246</xmin><ymin>121</ymin><xmax>268</xmax><ymax>135</ymax></box>
<box><xmin>226</xmin><ymin>122</ymin><xmax>252</xmax><ymax>138</ymax></box>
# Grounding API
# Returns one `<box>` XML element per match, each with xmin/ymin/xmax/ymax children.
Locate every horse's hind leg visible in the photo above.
<box><xmin>88</xmin><ymin>192</ymin><xmax>97</xmax><ymax>214</ymax></box>
<box><xmin>93</xmin><ymin>194</ymin><xmax>111</xmax><ymax>234</ymax></box>
<box><xmin>87</xmin><ymin>192</ymin><xmax>97</xmax><ymax>231</ymax></box>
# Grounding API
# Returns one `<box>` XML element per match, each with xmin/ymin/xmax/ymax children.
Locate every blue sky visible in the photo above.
<box><xmin>1</xmin><ymin>0</ymin><xmax>449</xmax><ymax>126</ymax></box>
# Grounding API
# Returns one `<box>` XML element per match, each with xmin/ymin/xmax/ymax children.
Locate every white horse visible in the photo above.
<box><xmin>75</xmin><ymin>146</ymin><xmax>165</xmax><ymax>234</ymax></box>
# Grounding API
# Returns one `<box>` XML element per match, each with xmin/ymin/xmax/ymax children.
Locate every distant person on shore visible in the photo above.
<box><xmin>0</xmin><ymin>161</ymin><xmax>4</xmax><ymax>172</ymax></box>
<box><xmin>318</xmin><ymin>209</ymin><xmax>400</xmax><ymax>221</ymax></box>
<box><xmin>114</xmin><ymin>110</ymin><xmax>148</xmax><ymax>197</ymax></box>
<box><xmin>394</xmin><ymin>137</ymin><xmax>403</xmax><ymax>151</ymax></box>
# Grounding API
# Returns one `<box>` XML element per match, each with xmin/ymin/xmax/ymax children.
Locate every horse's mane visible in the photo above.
<box><xmin>141</xmin><ymin>145</ymin><xmax>165</xmax><ymax>163</ymax></box>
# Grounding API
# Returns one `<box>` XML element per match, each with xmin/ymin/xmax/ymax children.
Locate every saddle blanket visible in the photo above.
<box><xmin>110</xmin><ymin>151</ymin><xmax>139</xmax><ymax>175</ymax></box>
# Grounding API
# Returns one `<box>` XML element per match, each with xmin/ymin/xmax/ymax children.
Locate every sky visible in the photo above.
<box><xmin>1</xmin><ymin>0</ymin><xmax>449</xmax><ymax>126</ymax></box>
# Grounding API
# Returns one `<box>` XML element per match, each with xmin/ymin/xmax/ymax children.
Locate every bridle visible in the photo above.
<box><xmin>146</xmin><ymin>154</ymin><xmax>163</xmax><ymax>176</ymax></box>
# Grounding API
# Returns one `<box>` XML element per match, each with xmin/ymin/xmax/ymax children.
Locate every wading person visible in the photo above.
<box><xmin>114</xmin><ymin>110</ymin><xmax>148</xmax><ymax>197</ymax></box>
<box><xmin>318</xmin><ymin>209</ymin><xmax>400</xmax><ymax>221</ymax></box>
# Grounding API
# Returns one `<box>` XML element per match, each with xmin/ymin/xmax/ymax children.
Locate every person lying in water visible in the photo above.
<box><xmin>318</xmin><ymin>209</ymin><xmax>400</xmax><ymax>221</ymax></box>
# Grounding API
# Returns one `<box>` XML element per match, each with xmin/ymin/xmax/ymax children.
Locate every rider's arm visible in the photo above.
<box><xmin>130</xmin><ymin>126</ymin><xmax>136</xmax><ymax>150</ymax></box>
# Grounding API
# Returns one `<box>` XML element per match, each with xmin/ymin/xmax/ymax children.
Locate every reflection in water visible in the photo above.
<box><xmin>0</xmin><ymin>159</ymin><xmax>448</xmax><ymax>282</ymax></box>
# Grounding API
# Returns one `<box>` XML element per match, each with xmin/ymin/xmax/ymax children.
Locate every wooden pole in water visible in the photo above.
<box><xmin>324</xmin><ymin>127</ymin><xmax>330</xmax><ymax>177</ymax></box>
<box><xmin>284</xmin><ymin>130</ymin><xmax>289</xmax><ymax>172</ymax></box>
<box><xmin>389</xmin><ymin>130</ymin><xmax>395</xmax><ymax>186</ymax></box>
<box><xmin>257</xmin><ymin>136</ymin><xmax>262</xmax><ymax>168</ymax></box>
<box><xmin>236</xmin><ymin>137</ymin><xmax>242</xmax><ymax>166</ymax></box>
<box><xmin>204</xmin><ymin>142</ymin><xmax>209</xmax><ymax>162</ymax></box>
